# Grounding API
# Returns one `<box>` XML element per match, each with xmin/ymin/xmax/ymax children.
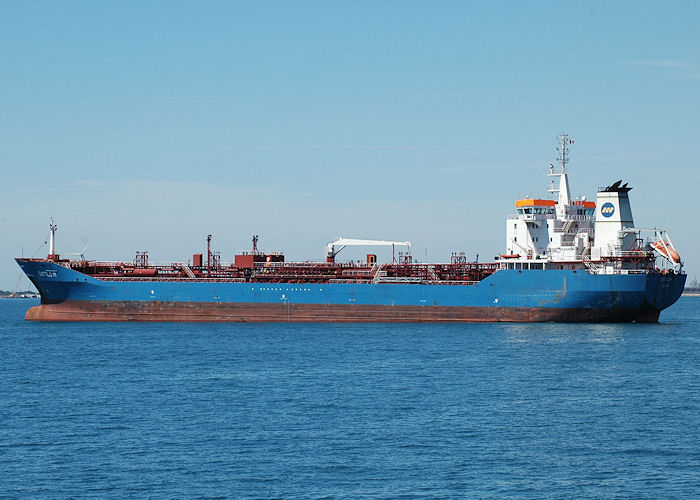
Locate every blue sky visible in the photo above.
<box><xmin>2</xmin><ymin>1</ymin><xmax>699</xmax><ymax>290</ymax></box>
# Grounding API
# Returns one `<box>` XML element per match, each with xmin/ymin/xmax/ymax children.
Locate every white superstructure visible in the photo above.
<box><xmin>503</xmin><ymin>134</ymin><xmax>681</xmax><ymax>274</ymax></box>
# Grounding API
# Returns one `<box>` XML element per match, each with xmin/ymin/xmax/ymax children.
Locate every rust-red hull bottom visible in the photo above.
<box><xmin>25</xmin><ymin>301</ymin><xmax>661</xmax><ymax>323</ymax></box>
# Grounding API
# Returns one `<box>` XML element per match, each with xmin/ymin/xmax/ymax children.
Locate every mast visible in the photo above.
<box><xmin>552</xmin><ymin>133</ymin><xmax>574</xmax><ymax>216</ymax></box>
<box><xmin>558</xmin><ymin>133</ymin><xmax>570</xmax><ymax>174</ymax></box>
<box><xmin>207</xmin><ymin>234</ymin><xmax>212</xmax><ymax>277</ymax></box>
<box><xmin>48</xmin><ymin>218</ymin><xmax>58</xmax><ymax>259</ymax></box>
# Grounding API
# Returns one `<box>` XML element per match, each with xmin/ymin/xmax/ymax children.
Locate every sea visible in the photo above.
<box><xmin>1</xmin><ymin>298</ymin><xmax>698</xmax><ymax>499</ymax></box>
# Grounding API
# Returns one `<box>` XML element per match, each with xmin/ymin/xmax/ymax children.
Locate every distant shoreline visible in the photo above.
<box><xmin>0</xmin><ymin>291</ymin><xmax>40</xmax><ymax>299</ymax></box>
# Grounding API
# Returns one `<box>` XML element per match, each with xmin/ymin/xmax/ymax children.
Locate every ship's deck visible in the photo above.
<box><xmin>61</xmin><ymin>260</ymin><xmax>500</xmax><ymax>285</ymax></box>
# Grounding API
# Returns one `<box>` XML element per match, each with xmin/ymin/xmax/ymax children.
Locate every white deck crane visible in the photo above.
<box><xmin>325</xmin><ymin>237</ymin><xmax>411</xmax><ymax>263</ymax></box>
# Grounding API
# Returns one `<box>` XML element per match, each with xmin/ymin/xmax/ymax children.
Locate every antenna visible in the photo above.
<box><xmin>556</xmin><ymin>132</ymin><xmax>574</xmax><ymax>174</ymax></box>
<box><xmin>550</xmin><ymin>133</ymin><xmax>574</xmax><ymax>211</ymax></box>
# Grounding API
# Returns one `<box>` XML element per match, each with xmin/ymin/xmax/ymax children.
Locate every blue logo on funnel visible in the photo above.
<box><xmin>601</xmin><ymin>202</ymin><xmax>615</xmax><ymax>218</ymax></box>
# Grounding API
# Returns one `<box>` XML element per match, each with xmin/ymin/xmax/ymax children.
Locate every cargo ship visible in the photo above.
<box><xmin>16</xmin><ymin>135</ymin><xmax>686</xmax><ymax>322</ymax></box>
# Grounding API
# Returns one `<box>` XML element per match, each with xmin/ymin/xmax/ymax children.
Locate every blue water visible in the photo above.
<box><xmin>1</xmin><ymin>299</ymin><xmax>698</xmax><ymax>498</ymax></box>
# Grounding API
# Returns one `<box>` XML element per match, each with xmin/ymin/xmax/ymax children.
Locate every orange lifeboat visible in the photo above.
<box><xmin>652</xmin><ymin>240</ymin><xmax>681</xmax><ymax>263</ymax></box>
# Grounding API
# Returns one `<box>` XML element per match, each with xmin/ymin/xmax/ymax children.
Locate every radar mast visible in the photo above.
<box><xmin>547</xmin><ymin>133</ymin><xmax>574</xmax><ymax>216</ymax></box>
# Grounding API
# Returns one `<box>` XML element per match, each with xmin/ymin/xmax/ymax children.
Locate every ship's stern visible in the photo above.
<box><xmin>640</xmin><ymin>271</ymin><xmax>686</xmax><ymax>321</ymax></box>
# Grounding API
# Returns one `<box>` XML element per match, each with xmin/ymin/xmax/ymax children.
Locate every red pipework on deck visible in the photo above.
<box><xmin>66</xmin><ymin>257</ymin><xmax>502</xmax><ymax>285</ymax></box>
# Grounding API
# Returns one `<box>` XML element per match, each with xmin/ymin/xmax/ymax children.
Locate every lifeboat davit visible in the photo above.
<box><xmin>652</xmin><ymin>240</ymin><xmax>681</xmax><ymax>264</ymax></box>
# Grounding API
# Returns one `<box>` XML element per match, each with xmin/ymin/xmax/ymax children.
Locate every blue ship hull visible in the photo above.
<box><xmin>16</xmin><ymin>259</ymin><xmax>686</xmax><ymax>322</ymax></box>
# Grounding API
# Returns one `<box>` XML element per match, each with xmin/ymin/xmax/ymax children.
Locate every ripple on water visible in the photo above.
<box><xmin>0</xmin><ymin>298</ymin><xmax>698</xmax><ymax>497</ymax></box>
